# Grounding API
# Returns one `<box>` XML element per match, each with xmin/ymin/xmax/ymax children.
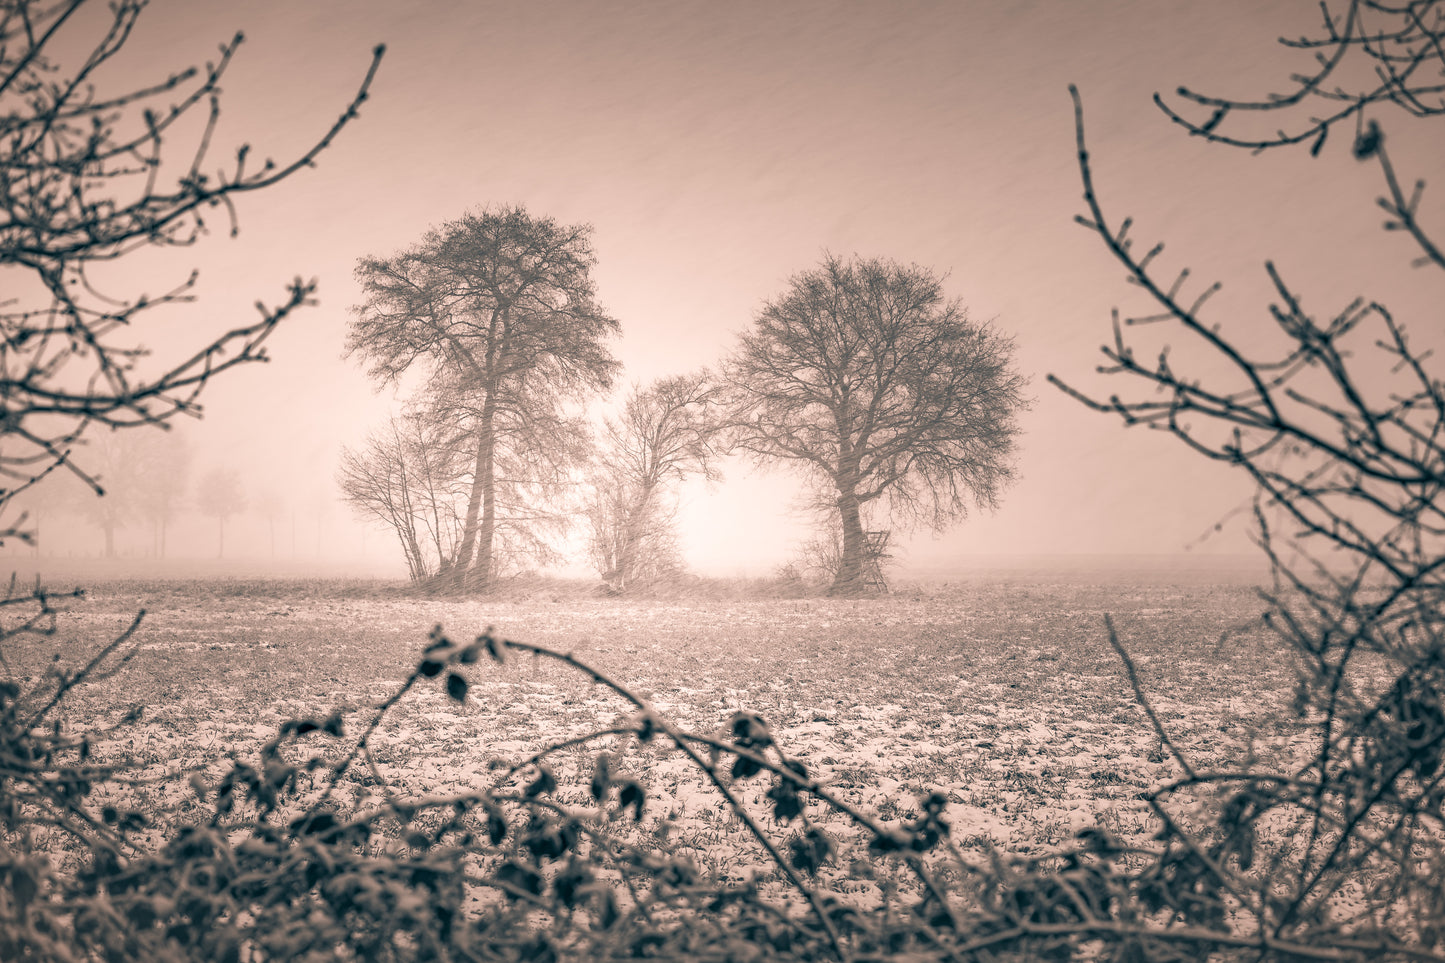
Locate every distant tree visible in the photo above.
<box><xmin>131</xmin><ymin>433</ymin><xmax>192</xmax><ymax>558</ymax></box>
<box><xmin>724</xmin><ymin>255</ymin><xmax>1028</xmax><ymax>595</ymax></box>
<box><xmin>0</xmin><ymin>1</ymin><xmax>383</xmax><ymax>547</ymax></box>
<box><xmin>31</xmin><ymin>419</ymin><xmax>190</xmax><ymax>560</ymax></box>
<box><xmin>0</xmin><ymin>11</ymin><xmax>381</xmax><ymax>947</ymax></box>
<box><xmin>78</xmin><ymin>434</ymin><xmax>140</xmax><ymax>557</ymax></box>
<box><xmin>7</xmin><ymin>463</ymin><xmax>87</xmax><ymax>557</ymax></box>
<box><xmin>586</xmin><ymin>373</ymin><xmax>720</xmax><ymax>593</ymax></box>
<box><xmin>196</xmin><ymin>468</ymin><xmax>247</xmax><ymax>559</ymax></box>
<box><xmin>254</xmin><ymin>487</ymin><xmax>287</xmax><ymax>559</ymax></box>
<box><xmin>43</xmin><ymin>428</ymin><xmax>164</xmax><ymax>558</ymax></box>
<box><xmin>346</xmin><ymin>206</ymin><xmax>621</xmax><ymax>592</ymax></box>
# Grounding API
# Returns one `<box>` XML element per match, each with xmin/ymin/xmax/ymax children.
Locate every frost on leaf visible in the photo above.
<box><xmin>525</xmin><ymin>766</ymin><xmax>557</xmax><ymax>799</ymax></box>
<box><xmin>445</xmin><ymin>672</ymin><xmax>468</xmax><ymax>702</ymax></box>
<box><xmin>617</xmin><ymin>780</ymin><xmax>645</xmax><ymax>820</ymax></box>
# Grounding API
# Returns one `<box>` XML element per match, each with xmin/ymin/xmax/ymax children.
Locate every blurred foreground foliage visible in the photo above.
<box><xmin>1</xmin><ymin>589</ymin><xmax>1442</xmax><ymax>962</ymax></box>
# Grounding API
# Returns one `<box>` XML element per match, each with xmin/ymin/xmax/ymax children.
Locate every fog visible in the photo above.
<box><xmin>11</xmin><ymin>0</ymin><xmax>1444</xmax><ymax>581</ymax></box>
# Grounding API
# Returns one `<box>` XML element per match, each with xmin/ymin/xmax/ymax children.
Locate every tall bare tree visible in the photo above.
<box><xmin>346</xmin><ymin>206</ymin><xmax>620</xmax><ymax>593</ymax></box>
<box><xmin>586</xmin><ymin>372</ymin><xmax>720</xmax><ymax>592</ymax></box>
<box><xmin>417</xmin><ymin>367</ymin><xmax>595</xmax><ymax>579</ymax></box>
<box><xmin>724</xmin><ymin>255</ymin><xmax>1028</xmax><ymax>595</ymax></box>
<box><xmin>0</xmin><ymin>1</ymin><xmax>383</xmax><ymax>546</ymax></box>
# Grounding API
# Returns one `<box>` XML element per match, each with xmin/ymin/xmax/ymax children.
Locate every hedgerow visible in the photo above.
<box><xmin>3</xmin><ymin>563</ymin><xmax>1442</xmax><ymax>962</ymax></box>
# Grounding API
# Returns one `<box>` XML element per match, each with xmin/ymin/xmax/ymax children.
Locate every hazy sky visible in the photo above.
<box><xmin>32</xmin><ymin>0</ymin><xmax>1445</xmax><ymax>576</ymax></box>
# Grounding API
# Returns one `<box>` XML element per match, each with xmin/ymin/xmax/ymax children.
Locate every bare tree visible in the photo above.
<box><xmin>196</xmin><ymin>468</ymin><xmax>246</xmax><ymax>559</ymax></box>
<box><xmin>0</xmin><ymin>9</ymin><xmax>397</xmax><ymax>954</ymax></box>
<box><xmin>341</xmin><ymin>399</ymin><xmax>591</xmax><ymax>585</ymax></box>
<box><xmin>339</xmin><ymin>414</ymin><xmax>464</xmax><ymax>582</ymax></box>
<box><xmin>791</xmin><ymin>513</ymin><xmax>844</xmax><ymax>589</ymax></box>
<box><xmin>418</xmin><ymin>367</ymin><xmax>595</xmax><ymax>580</ymax></box>
<box><xmin>0</xmin><ymin>1</ymin><xmax>383</xmax><ymax>547</ymax></box>
<box><xmin>346</xmin><ymin>206</ymin><xmax>620</xmax><ymax>593</ymax></box>
<box><xmin>131</xmin><ymin>432</ymin><xmax>191</xmax><ymax>558</ymax></box>
<box><xmin>6</xmin><ymin>458</ymin><xmax>86</xmax><ymax>557</ymax></box>
<box><xmin>16</xmin><ymin>368</ymin><xmax>190</xmax><ymax>565</ymax></box>
<box><xmin>253</xmin><ymin>487</ymin><xmax>286</xmax><ymax>559</ymax></box>
<box><xmin>586</xmin><ymin>373</ymin><xmax>720</xmax><ymax>593</ymax></box>
<box><xmin>1026</xmin><ymin>3</ymin><xmax>1445</xmax><ymax>957</ymax></box>
<box><xmin>76</xmin><ymin>433</ymin><xmax>140</xmax><ymax>557</ymax></box>
<box><xmin>724</xmin><ymin>254</ymin><xmax>1028</xmax><ymax>596</ymax></box>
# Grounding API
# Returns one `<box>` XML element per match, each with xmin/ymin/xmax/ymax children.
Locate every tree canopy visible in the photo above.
<box><xmin>346</xmin><ymin>206</ymin><xmax>620</xmax><ymax>591</ymax></box>
<box><xmin>726</xmin><ymin>254</ymin><xmax>1028</xmax><ymax>594</ymax></box>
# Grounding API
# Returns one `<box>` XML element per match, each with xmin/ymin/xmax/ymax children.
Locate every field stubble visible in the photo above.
<box><xmin>7</xmin><ymin>570</ymin><xmax>1313</xmax><ymax>909</ymax></box>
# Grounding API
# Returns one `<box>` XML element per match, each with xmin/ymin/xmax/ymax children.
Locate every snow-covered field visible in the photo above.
<box><xmin>14</xmin><ymin>571</ymin><xmax>1308</xmax><ymax>894</ymax></box>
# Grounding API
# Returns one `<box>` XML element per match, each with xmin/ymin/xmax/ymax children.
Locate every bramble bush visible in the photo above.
<box><xmin>2</xmin><ymin>564</ymin><xmax>1436</xmax><ymax>962</ymax></box>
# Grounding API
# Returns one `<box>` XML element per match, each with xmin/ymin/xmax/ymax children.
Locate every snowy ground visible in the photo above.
<box><xmin>13</xmin><ymin>573</ymin><xmax>1309</xmax><ymax>895</ymax></box>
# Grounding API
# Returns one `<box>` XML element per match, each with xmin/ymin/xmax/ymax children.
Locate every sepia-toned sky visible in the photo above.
<box><xmin>34</xmin><ymin>0</ymin><xmax>1445</xmax><ymax>576</ymax></box>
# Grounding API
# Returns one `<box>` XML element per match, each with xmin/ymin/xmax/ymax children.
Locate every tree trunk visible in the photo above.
<box><xmin>615</xmin><ymin>483</ymin><xmax>655</xmax><ymax>592</ymax></box>
<box><xmin>404</xmin><ymin>529</ymin><xmax>426</xmax><ymax>581</ymax></box>
<box><xmin>475</xmin><ymin>453</ymin><xmax>497</xmax><ymax>591</ymax></box>
<box><xmin>455</xmin><ymin>402</ymin><xmax>496</xmax><ymax>594</ymax></box>
<box><xmin>103</xmin><ymin>523</ymin><xmax>115</xmax><ymax>558</ymax></box>
<box><xmin>217</xmin><ymin>516</ymin><xmax>225</xmax><ymax>559</ymax></box>
<box><xmin>392</xmin><ymin>505</ymin><xmax>425</xmax><ymax>581</ymax></box>
<box><xmin>830</xmin><ymin>490</ymin><xmax>867</xmax><ymax>597</ymax></box>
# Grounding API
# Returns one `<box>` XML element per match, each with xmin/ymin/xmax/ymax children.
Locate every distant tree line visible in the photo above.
<box><xmin>0</xmin><ymin>0</ymin><xmax>381</xmax><ymax>559</ymax></box>
<box><xmin>8</xmin><ymin>434</ymin><xmax>313</xmax><ymax>562</ymax></box>
<box><xmin>341</xmin><ymin>208</ymin><xmax>1028</xmax><ymax>596</ymax></box>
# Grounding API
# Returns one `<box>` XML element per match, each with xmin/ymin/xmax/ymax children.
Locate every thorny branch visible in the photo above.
<box><xmin>1047</xmin><ymin>3</ymin><xmax>1445</xmax><ymax>948</ymax></box>
<box><xmin>0</xmin><ymin>0</ymin><xmax>385</xmax><ymax>534</ymax></box>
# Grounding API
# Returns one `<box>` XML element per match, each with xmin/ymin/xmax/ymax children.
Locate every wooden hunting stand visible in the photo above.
<box><xmin>863</xmin><ymin>530</ymin><xmax>891</xmax><ymax>593</ymax></box>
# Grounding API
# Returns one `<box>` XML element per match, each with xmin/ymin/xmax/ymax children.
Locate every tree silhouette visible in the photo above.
<box><xmin>77</xmin><ymin>433</ymin><xmax>139</xmax><ymax>557</ymax></box>
<box><xmin>132</xmin><ymin>433</ymin><xmax>192</xmax><ymax>558</ymax></box>
<box><xmin>725</xmin><ymin>255</ymin><xmax>1028</xmax><ymax>595</ymax></box>
<box><xmin>0</xmin><ymin>11</ymin><xmax>382</xmax><ymax>953</ymax></box>
<box><xmin>339</xmin><ymin>414</ymin><xmax>463</xmax><ymax>581</ymax></box>
<box><xmin>196</xmin><ymin>468</ymin><xmax>247</xmax><ymax>559</ymax></box>
<box><xmin>347</xmin><ymin>206</ymin><xmax>620</xmax><ymax>593</ymax></box>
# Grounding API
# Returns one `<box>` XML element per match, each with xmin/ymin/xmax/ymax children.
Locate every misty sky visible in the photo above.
<box><xmin>27</xmin><ymin>0</ymin><xmax>1445</xmax><ymax>576</ymax></box>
